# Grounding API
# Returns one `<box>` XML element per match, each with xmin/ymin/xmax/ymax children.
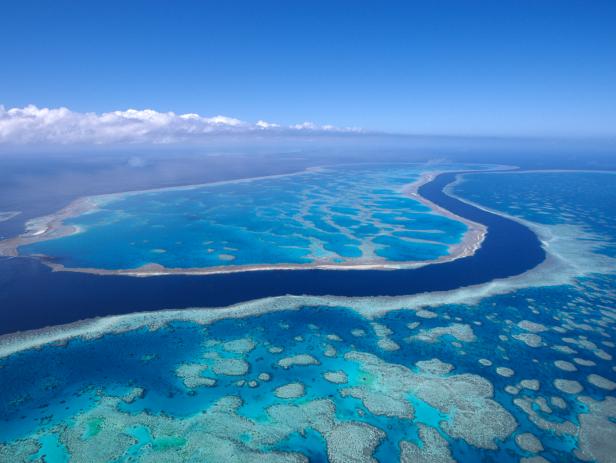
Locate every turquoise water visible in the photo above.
<box><xmin>2</xmin><ymin>171</ymin><xmax>616</xmax><ymax>462</ymax></box>
<box><xmin>19</xmin><ymin>164</ymin><xmax>471</xmax><ymax>270</ymax></box>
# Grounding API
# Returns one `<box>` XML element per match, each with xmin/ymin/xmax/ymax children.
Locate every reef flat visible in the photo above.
<box><xmin>2</xmin><ymin>163</ymin><xmax>487</xmax><ymax>275</ymax></box>
<box><xmin>1</xmin><ymin>170</ymin><xmax>615</xmax><ymax>462</ymax></box>
<box><xmin>0</xmin><ymin>162</ymin><xmax>550</xmax><ymax>335</ymax></box>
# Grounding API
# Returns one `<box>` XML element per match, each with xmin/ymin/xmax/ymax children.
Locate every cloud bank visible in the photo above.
<box><xmin>0</xmin><ymin>105</ymin><xmax>363</xmax><ymax>145</ymax></box>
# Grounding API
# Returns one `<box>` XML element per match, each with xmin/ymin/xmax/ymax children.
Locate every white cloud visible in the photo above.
<box><xmin>0</xmin><ymin>105</ymin><xmax>362</xmax><ymax>145</ymax></box>
<box><xmin>255</xmin><ymin>120</ymin><xmax>280</xmax><ymax>129</ymax></box>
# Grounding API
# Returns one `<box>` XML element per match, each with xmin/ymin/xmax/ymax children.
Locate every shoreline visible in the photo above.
<box><xmin>0</xmin><ymin>167</ymin><xmax>488</xmax><ymax>277</ymax></box>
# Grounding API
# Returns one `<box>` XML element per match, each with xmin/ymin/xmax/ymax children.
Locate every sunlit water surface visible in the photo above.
<box><xmin>1</xmin><ymin>171</ymin><xmax>615</xmax><ymax>462</ymax></box>
<box><xmin>19</xmin><ymin>164</ymin><xmax>476</xmax><ymax>270</ymax></box>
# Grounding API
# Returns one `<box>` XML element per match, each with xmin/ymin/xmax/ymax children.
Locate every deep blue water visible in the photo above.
<box><xmin>455</xmin><ymin>171</ymin><xmax>616</xmax><ymax>258</ymax></box>
<box><xmin>1</xmin><ymin>168</ymin><xmax>615</xmax><ymax>462</ymax></box>
<box><xmin>0</xmin><ymin>170</ymin><xmax>545</xmax><ymax>335</ymax></box>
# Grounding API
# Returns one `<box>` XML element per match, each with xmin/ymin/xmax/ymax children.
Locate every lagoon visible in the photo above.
<box><xmin>16</xmin><ymin>164</ymin><xmax>477</xmax><ymax>274</ymax></box>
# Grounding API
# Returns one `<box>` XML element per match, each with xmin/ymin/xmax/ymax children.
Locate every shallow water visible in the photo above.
<box><xmin>19</xmin><ymin>164</ymin><xmax>473</xmax><ymax>270</ymax></box>
<box><xmin>0</xmin><ymin>166</ymin><xmax>548</xmax><ymax>335</ymax></box>
<box><xmin>1</xmin><ymin>170</ymin><xmax>615</xmax><ymax>462</ymax></box>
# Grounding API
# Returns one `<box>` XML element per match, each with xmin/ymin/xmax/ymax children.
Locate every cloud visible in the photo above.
<box><xmin>0</xmin><ymin>105</ymin><xmax>363</xmax><ymax>145</ymax></box>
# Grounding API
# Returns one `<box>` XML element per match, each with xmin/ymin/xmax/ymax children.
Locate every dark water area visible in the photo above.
<box><xmin>0</xmin><ymin>171</ymin><xmax>546</xmax><ymax>336</ymax></box>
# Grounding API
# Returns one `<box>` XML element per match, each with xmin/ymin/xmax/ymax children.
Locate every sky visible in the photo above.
<box><xmin>0</xmin><ymin>0</ymin><xmax>615</xmax><ymax>142</ymax></box>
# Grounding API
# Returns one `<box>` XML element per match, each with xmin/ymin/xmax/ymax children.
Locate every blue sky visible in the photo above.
<box><xmin>1</xmin><ymin>0</ymin><xmax>615</xmax><ymax>137</ymax></box>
